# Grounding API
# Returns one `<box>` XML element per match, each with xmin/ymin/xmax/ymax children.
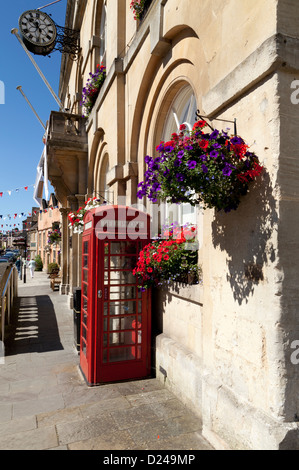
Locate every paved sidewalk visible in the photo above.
<box><xmin>0</xmin><ymin>272</ymin><xmax>213</xmax><ymax>450</ymax></box>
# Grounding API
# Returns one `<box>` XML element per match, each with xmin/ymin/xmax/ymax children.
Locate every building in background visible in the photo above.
<box><xmin>42</xmin><ymin>0</ymin><xmax>299</xmax><ymax>450</ymax></box>
<box><xmin>37</xmin><ymin>194</ymin><xmax>61</xmax><ymax>272</ymax></box>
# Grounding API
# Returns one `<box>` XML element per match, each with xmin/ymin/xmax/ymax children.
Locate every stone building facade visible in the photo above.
<box><xmin>36</xmin><ymin>194</ymin><xmax>61</xmax><ymax>271</ymax></box>
<box><xmin>45</xmin><ymin>0</ymin><xmax>299</xmax><ymax>449</ymax></box>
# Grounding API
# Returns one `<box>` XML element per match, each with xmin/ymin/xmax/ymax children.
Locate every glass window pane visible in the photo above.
<box><xmin>104</xmin><ymin>303</ymin><xmax>108</xmax><ymax>316</ymax></box>
<box><xmin>110</xmin><ymin>271</ymin><xmax>136</xmax><ymax>285</ymax></box>
<box><xmin>83</xmin><ymin>269</ymin><xmax>88</xmax><ymax>282</ymax></box>
<box><xmin>110</xmin><ymin>242</ymin><xmax>136</xmax><ymax>254</ymax></box>
<box><xmin>83</xmin><ymin>296</ymin><xmax>87</xmax><ymax>310</ymax></box>
<box><xmin>83</xmin><ymin>255</ymin><xmax>88</xmax><ymax>267</ymax></box>
<box><xmin>108</xmin><ymin>347</ymin><xmax>135</xmax><ymax>363</ymax></box>
<box><xmin>83</xmin><ymin>241</ymin><xmax>88</xmax><ymax>254</ymax></box>
<box><xmin>109</xmin><ymin>331</ymin><xmax>135</xmax><ymax>346</ymax></box>
<box><xmin>83</xmin><ymin>283</ymin><xmax>87</xmax><ymax>297</ymax></box>
<box><xmin>110</xmin><ymin>301</ymin><xmax>136</xmax><ymax>316</ymax></box>
<box><xmin>109</xmin><ymin>315</ymin><xmax>136</xmax><ymax>331</ymax></box>
<box><xmin>82</xmin><ymin>325</ymin><xmax>87</xmax><ymax>341</ymax></box>
<box><xmin>109</xmin><ymin>256</ymin><xmax>137</xmax><ymax>269</ymax></box>
<box><xmin>103</xmin><ymin>349</ymin><xmax>107</xmax><ymax>363</ymax></box>
<box><xmin>110</xmin><ymin>285</ymin><xmax>136</xmax><ymax>300</ymax></box>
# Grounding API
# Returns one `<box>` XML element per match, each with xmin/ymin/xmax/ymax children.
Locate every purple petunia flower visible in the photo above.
<box><xmin>210</xmin><ymin>129</ymin><xmax>219</xmax><ymax>140</ymax></box>
<box><xmin>188</xmin><ymin>160</ymin><xmax>197</xmax><ymax>169</ymax></box>
<box><xmin>222</xmin><ymin>163</ymin><xmax>235</xmax><ymax>176</ymax></box>
<box><xmin>210</xmin><ymin>150</ymin><xmax>219</xmax><ymax>158</ymax></box>
<box><xmin>176</xmin><ymin>173</ymin><xmax>185</xmax><ymax>182</ymax></box>
<box><xmin>230</xmin><ymin>136</ymin><xmax>243</xmax><ymax>145</ymax></box>
<box><xmin>163</xmin><ymin>168</ymin><xmax>170</xmax><ymax>177</ymax></box>
<box><xmin>177</xmin><ymin>150</ymin><xmax>185</xmax><ymax>158</ymax></box>
<box><xmin>201</xmin><ymin>164</ymin><xmax>208</xmax><ymax>173</ymax></box>
<box><xmin>144</xmin><ymin>155</ymin><xmax>152</xmax><ymax>164</ymax></box>
<box><xmin>174</xmin><ymin>159</ymin><xmax>181</xmax><ymax>167</ymax></box>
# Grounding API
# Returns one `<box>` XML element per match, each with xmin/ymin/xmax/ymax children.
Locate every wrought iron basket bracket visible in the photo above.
<box><xmin>52</xmin><ymin>23</ymin><xmax>80</xmax><ymax>60</ymax></box>
<box><xmin>195</xmin><ymin>110</ymin><xmax>237</xmax><ymax>136</ymax></box>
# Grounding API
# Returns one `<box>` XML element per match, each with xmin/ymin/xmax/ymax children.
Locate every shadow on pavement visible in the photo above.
<box><xmin>5</xmin><ymin>294</ymin><xmax>64</xmax><ymax>356</ymax></box>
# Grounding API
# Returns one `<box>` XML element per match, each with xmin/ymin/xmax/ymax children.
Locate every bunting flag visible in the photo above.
<box><xmin>0</xmin><ymin>184</ymin><xmax>35</xmax><ymax>198</ymax></box>
<box><xmin>0</xmin><ymin>206</ymin><xmax>58</xmax><ymax>221</ymax></box>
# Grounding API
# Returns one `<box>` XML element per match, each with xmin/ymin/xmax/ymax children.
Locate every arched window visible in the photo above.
<box><xmin>162</xmin><ymin>86</ymin><xmax>197</xmax><ymax>137</ymax></box>
<box><xmin>98</xmin><ymin>0</ymin><xmax>107</xmax><ymax>67</ymax></box>
<box><xmin>161</xmin><ymin>85</ymin><xmax>198</xmax><ymax>226</ymax></box>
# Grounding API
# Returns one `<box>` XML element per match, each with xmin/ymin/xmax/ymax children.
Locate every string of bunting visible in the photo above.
<box><xmin>0</xmin><ymin>184</ymin><xmax>35</xmax><ymax>198</ymax></box>
<box><xmin>0</xmin><ymin>205</ymin><xmax>59</xmax><ymax>229</ymax></box>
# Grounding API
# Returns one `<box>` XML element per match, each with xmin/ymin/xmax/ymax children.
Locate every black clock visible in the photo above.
<box><xmin>18</xmin><ymin>10</ymin><xmax>57</xmax><ymax>55</ymax></box>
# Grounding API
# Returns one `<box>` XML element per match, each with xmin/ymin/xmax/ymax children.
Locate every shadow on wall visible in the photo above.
<box><xmin>211</xmin><ymin>170</ymin><xmax>278</xmax><ymax>305</ymax></box>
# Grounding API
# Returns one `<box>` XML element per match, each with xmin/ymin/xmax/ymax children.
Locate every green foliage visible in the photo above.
<box><xmin>34</xmin><ymin>255</ymin><xmax>43</xmax><ymax>272</ymax></box>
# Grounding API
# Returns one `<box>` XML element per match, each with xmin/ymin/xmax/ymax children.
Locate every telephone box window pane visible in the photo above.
<box><xmin>110</xmin><ymin>256</ymin><xmax>136</xmax><ymax>269</ymax></box>
<box><xmin>109</xmin><ymin>347</ymin><xmax>135</xmax><ymax>362</ymax></box>
<box><xmin>138</xmin><ymin>301</ymin><xmax>142</xmax><ymax>313</ymax></box>
<box><xmin>110</xmin><ymin>271</ymin><xmax>136</xmax><ymax>285</ymax></box>
<box><xmin>104</xmin><ymin>318</ymin><xmax>108</xmax><ymax>332</ymax></box>
<box><xmin>110</xmin><ymin>241</ymin><xmax>136</xmax><ymax>254</ymax></box>
<box><xmin>109</xmin><ymin>315</ymin><xmax>136</xmax><ymax>331</ymax></box>
<box><xmin>110</xmin><ymin>285</ymin><xmax>136</xmax><ymax>300</ymax></box>
<box><xmin>82</xmin><ymin>341</ymin><xmax>87</xmax><ymax>357</ymax></box>
<box><xmin>83</xmin><ymin>296</ymin><xmax>87</xmax><ymax>310</ymax></box>
<box><xmin>104</xmin><ymin>272</ymin><xmax>109</xmax><ymax>284</ymax></box>
<box><xmin>104</xmin><ymin>303</ymin><xmax>108</xmax><ymax>316</ymax></box>
<box><xmin>110</xmin><ymin>301</ymin><xmax>136</xmax><ymax>316</ymax></box>
<box><xmin>83</xmin><ymin>283</ymin><xmax>87</xmax><ymax>297</ymax></box>
<box><xmin>82</xmin><ymin>325</ymin><xmax>87</xmax><ymax>341</ymax></box>
<box><xmin>83</xmin><ymin>241</ymin><xmax>88</xmax><ymax>254</ymax></box>
<box><xmin>83</xmin><ymin>255</ymin><xmax>88</xmax><ymax>267</ymax></box>
<box><xmin>103</xmin><ymin>333</ymin><xmax>107</xmax><ymax>347</ymax></box>
<box><xmin>104</xmin><ymin>256</ymin><xmax>108</xmax><ymax>268</ymax></box>
<box><xmin>83</xmin><ymin>269</ymin><xmax>88</xmax><ymax>282</ymax></box>
<box><xmin>103</xmin><ymin>349</ymin><xmax>107</xmax><ymax>363</ymax></box>
<box><xmin>109</xmin><ymin>331</ymin><xmax>135</xmax><ymax>346</ymax></box>
<box><xmin>83</xmin><ymin>311</ymin><xmax>87</xmax><ymax>325</ymax></box>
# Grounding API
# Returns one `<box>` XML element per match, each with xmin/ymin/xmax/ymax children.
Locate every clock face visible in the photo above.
<box><xmin>19</xmin><ymin>10</ymin><xmax>57</xmax><ymax>47</ymax></box>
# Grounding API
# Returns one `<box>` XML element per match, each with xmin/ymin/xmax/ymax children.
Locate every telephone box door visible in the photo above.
<box><xmin>96</xmin><ymin>240</ymin><xmax>151</xmax><ymax>383</ymax></box>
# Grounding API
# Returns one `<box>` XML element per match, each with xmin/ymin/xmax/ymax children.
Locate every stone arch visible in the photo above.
<box><xmin>87</xmin><ymin>127</ymin><xmax>105</xmax><ymax>193</ymax></box>
<box><xmin>130</xmin><ymin>25</ymin><xmax>205</xmax><ymax>170</ymax></box>
<box><xmin>94</xmin><ymin>151</ymin><xmax>110</xmax><ymax>203</ymax></box>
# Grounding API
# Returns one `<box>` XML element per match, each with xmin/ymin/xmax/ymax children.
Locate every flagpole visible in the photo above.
<box><xmin>11</xmin><ymin>28</ymin><xmax>65</xmax><ymax>111</ymax></box>
<box><xmin>37</xmin><ymin>0</ymin><xmax>62</xmax><ymax>10</ymax></box>
<box><xmin>16</xmin><ymin>86</ymin><xmax>46</xmax><ymax>130</ymax></box>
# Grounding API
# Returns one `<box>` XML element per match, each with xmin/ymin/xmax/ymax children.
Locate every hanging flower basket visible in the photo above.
<box><xmin>47</xmin><ymin>229</ymin><xmax>61</xmax><ymax>245</ymax></box>
<box><xmin>130</xmin><ymin>0</ymin><xmax>147</xmax><ymax>20</ymax></box>
<box><xmin>137</xmin><ymin>121</ymin><xmax>263</xmax><ymax>213</ymax></box>
<box><xmin>133</xmin><ymin>223</ymin><xmax>201</xmax><ymax>290</ymax></box>
<box><xmin>68</xmin><ymin>197</ymin><xmax>105</xmax><ymax>234</ymax></box>
<box><xmin>80</xmin><ymin>64</ymin><xmax>106</xmax><ymax>117</ymax></box>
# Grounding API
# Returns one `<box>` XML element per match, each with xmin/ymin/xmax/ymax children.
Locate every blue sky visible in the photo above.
<box><xmin>0</xmin><ymin>0</ymin><xmax>67</xmax><ymax>232</ymax></box>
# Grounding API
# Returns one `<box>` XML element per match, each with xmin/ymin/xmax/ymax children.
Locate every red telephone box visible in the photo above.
<box><xmin>79</xmin><ymin>205</ymin><xmax>152</xmax><ymax>385</ymax></box>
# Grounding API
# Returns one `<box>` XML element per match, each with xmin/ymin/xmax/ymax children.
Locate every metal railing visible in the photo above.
<box><xmin>0</xmin><ymin>266</ymin><xmax>18</xmax><ymax>343</ymax></box>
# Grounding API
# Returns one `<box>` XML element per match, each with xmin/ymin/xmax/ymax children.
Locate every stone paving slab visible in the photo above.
<box><xmin>0</xmin><ymin>272</ymin><xmax>214</xmax><ymax>451</ymax></box>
